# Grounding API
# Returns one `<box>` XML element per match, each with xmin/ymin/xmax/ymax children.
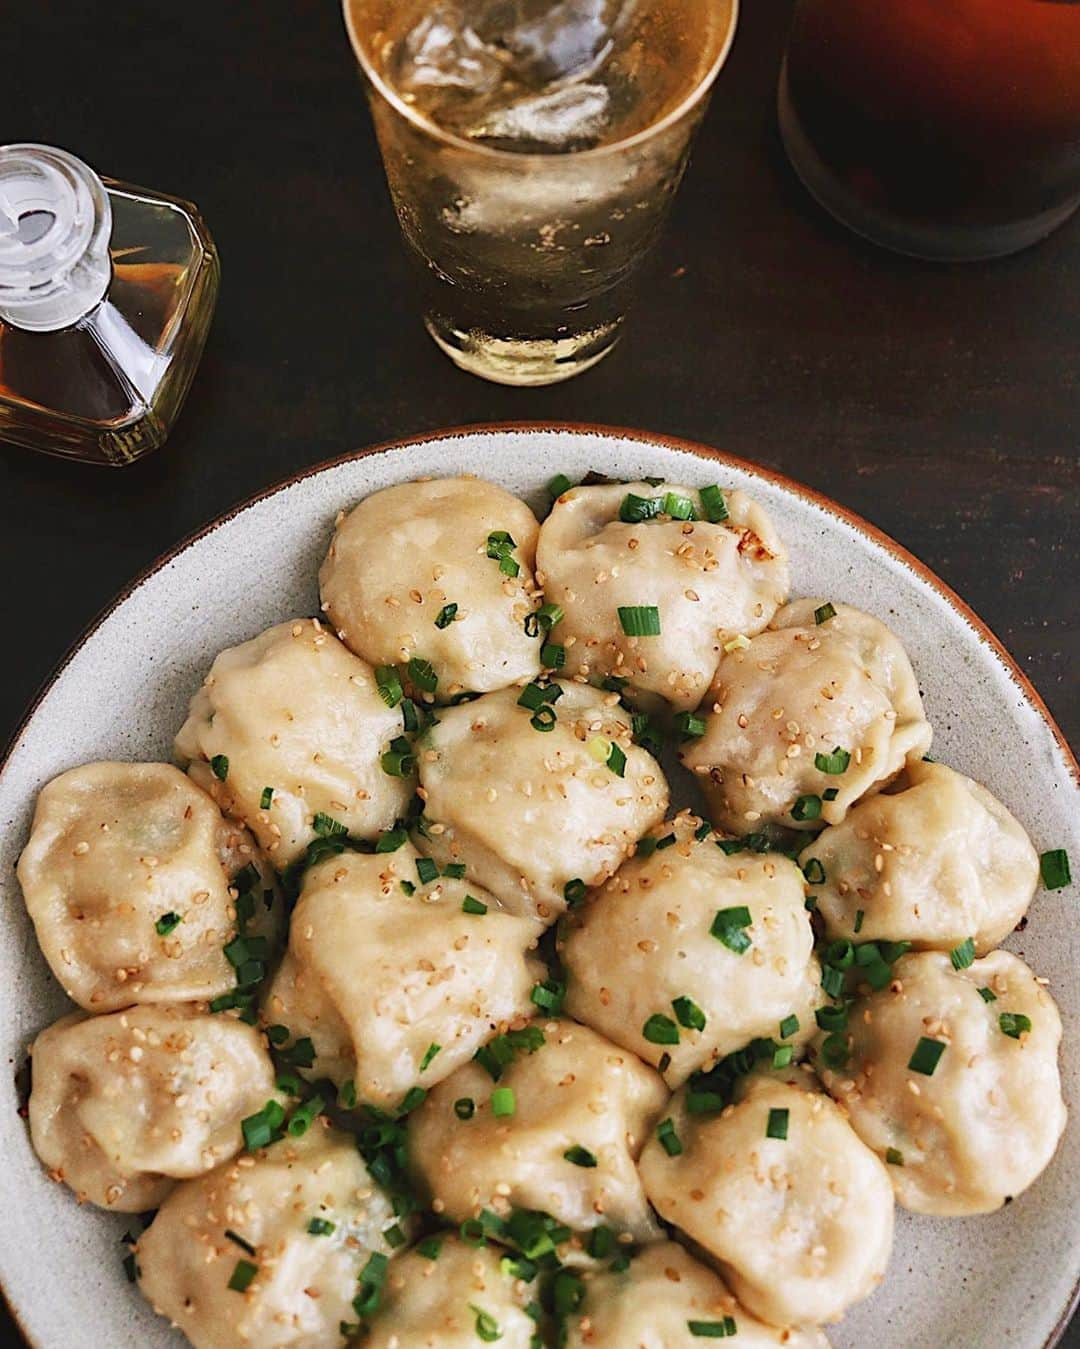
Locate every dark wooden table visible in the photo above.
<box><xmin>1</xmin><ymin>1</ymin><xmax>1077</xmax><ymax>1345</ymax></box>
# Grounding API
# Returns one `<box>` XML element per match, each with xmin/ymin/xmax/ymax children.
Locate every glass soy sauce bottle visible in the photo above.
<box><xmin>0</xmin><ymin>143</ymin><xmax>219</xmax><ymax>466</ymax></box>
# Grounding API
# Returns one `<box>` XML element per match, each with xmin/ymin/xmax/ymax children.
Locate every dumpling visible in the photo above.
<box><xmin>137</xmin><ymin>1124</ymin><xmax>400</xmax><ymax>1349</ymax></box>
<box><xmin>261</xmin><ymin>845</ymin><xmax>543</xmax><ymax>1109</ymax></box>
<box><xmin>408</xmin><ymin>1019</ymin><xmax>667</xmax><ymax>1243</ymax></box>
<box><xmin>561</xmin><ymin>814</ymin><xmax>821</xmax><ymax>1086</ymax></box>
<box><xmin>415</xmin><ymin>682</ymin><xmax>669</xmax><ymax>922</ymax></box>
<box><xmin>800</xmin><ymin>759</ymin><xmax>1039</xmax><ymax>953</ymax></box>
<box><xmin>319</xmin><ymin>477</ymin><xmax>542</xmax><ymax>700</ymax></box>
<box><xmin>175</xmin><ymin>618</ymin><xmax>412</xmax><ymax>868</ymax></box>
<box><xmin>366</xmin><ymin>1235</ymin><xmax>539</xmax><ymax>1348</ymax></box>
<box><xmin>682</xmin><ymin>600</ymin><xmax>932</xmax><ymax>834</ymax></box>
<box><xmin>535</xmin><ymin>481</ymin><xmax>789</xmax><ymax>710</ymax></box>
<box><xmin>639</xmin><ymin>1065</ymin><xmax>894</xmax><ymax>1327</ymax></box>
<box><xmin>563</xmin><ymin>1242</ymin><xmax>831</xmax><ymax>1348</ymax></box>
<box><xmin>28</xmin><ymin>1004</ymin><xmax>279</xmax><ymax>1211</ymax></box>
<box><xmin>16</xmin><ymin>762</ymin><xmax>281</xmax><ymax>1011</ymax></box>
<box><xmin>811</xmin><ymin>949</ymin><xmax>1066</xmax><ymax>1216</ymax></box>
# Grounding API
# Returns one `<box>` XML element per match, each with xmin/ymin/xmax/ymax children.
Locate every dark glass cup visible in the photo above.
<box><xmin>779</xmin><ymin>0</ymin><xmax>1080</xmax><ymax>260</ymax></box>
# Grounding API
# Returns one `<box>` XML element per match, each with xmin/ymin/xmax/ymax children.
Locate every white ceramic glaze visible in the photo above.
<box><xmin>0</xmin><ymin>426</ymin><xmax>1076</xmax><ymax>1348</ymax></box>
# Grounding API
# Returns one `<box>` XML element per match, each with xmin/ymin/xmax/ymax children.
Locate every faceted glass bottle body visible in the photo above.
<box><xmin>0</xmin><ymin>180</ymin><xmax>219</xmax><ymax>466</ymax></box>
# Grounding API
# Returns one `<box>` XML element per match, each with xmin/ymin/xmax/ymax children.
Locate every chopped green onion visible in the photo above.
<box><xmin>454</xmin><ymin>1097</ymin><xmax>476</xmax><ymax>1120</ymax></box>
<box><xmin>825</xmin><ymin>939</ymin><xmax>855</xmax><ymax>969</ymax></box>
<box><xmin>950</xmin><ymin>937</ymin><xmax>976</xmax><ymax>970</ymax></box>
<box><xmin>658</xmin><ymin>1052</ymin><xmax>672</xmax><ymax>1074</ymax></box>
<box><xmin>999</xmin><ymin>1012</ymin><xmax>1033</xmax><ymax>1040</ymax></box>
<box><xmin>491</xmin><ymin>1087</ymin><xmax>516</xmax><ymax>1118</ymax></box>
<box><xmin>821</xmin><ymin>966</ymin><xmax>846</xmax><ymax>999</ymax></box>
<box><xmin>541</xmin><ymin>643</ymin><xmax>566</xmax><ymax>670</ymax></box>
<box><xmin>352</xmin><ymin>1251</ymin><xmax>389</xmax><ymax>1318</ymax></box>
<box><xmin>675</xmin><ymin>712</ymin><xmax>707</xmax><ymax>740</ymax></box>
<box><xmin>407</xmin><ymin>657</ymin><xmax>438</xmax><ymax>694</ymax></box>
<box><xmin>518</xmin><ymin>681</ymin><xmax>563</xmax><ymax>711</ymax></box>
<box><xmin>854</xmin><ymin>908</ymin><xmax>865</xmax><ymax>934</ymax></box>
<box><xmin>607</xmin><ymin>742</ymin><xmax>627</xmax><ymax>777</ymax></box>
<box><xmin>530</xmin><ymin>706</ymin><xmax>557</xmax><ymax>733</ymax></box>
<box><xmin>241</xmin><ymin>1099</ymin><xmax>285</xmax><ymax>1151</ymax></box>
<box><xmin>276</xmin><ymin>1070</ymin><xmax>301</xmax><ymax>1096</ymax></box>
<box><xmin>908</xmin><ymin>1036</ymin><xmax>946</xmax><ymax>1076</ymax></box>
<box><xmin>710</xmin><ymin>905</ymin><xmax>753</xmax><ymax>954</ymax></box>
<box><xmin>772</xmin><ymin>1045</ymin><xmax>794</xmax><ymax>1068</ymax></box>
<box><xmin>417</xmin><ymin>1235</ymin><xmax>444</xmax><ymax>1260</ymax></box>
<box><xmin>287</xmin><ymin>1095</ymin><xmax>325</xmax><ymax>1137</ymax></box>
<box><xmin>698</xmin><ymin>485</ymin><xmax>729</xmax><ymax>524</ymax></box>
<box><xmin>688</xmin><ymin>1318</ymin><xmax>738</xmax><ymax>1338</ymax></box>
<box><xmin>619</xmin><ymin>493</ymin><xmax>661</xmax><ymax>524</ymax></box>
<box><xmin>155</xmin><ymin>911</ymin><xmax>181</xmax><ymax>936</ymax></box>
<box><xmin>672</xmin><ymin>996</ymin><xmax>707</xmax><ymax>1032</ymax></box>
<box><xmin>416</xmin><ymin>857</ymin><xmax>439</xmax><ymax>884</ymax></box>
<box><xmin>383</xmin><ymin>1223</ymin><xmax>407</xmax><ymax>1249</ymax></box>
<box><xmin>419</xmin><ymin>1043</ymin><xmax>441</xmax><ymax>1073</ymax></box>
<box><xmin>642</xmin><ymin>1013</ymin><xmax>680</xmax><ymax>1045</ymax></box>
<box><xmin>267</xmin><ymin>1024</ymin><xmax>290</xmax><ymax>1046</ymax></box>
<box><xmin>586</xmin><ymin>1227</ymin><xmax>615</xmax><ymax>1259</ymax></box>
<box><xmin>400</xmin><ymin>880</ymin><xmax>415</xmax><ymax>896</ymax></box>
<box><xmin>779</xmin><ymin>1013</ymin><xmax>800</xmax><ymax>1039</ymax></box>
<box><xmin>1040</xmin><ymin>848</ymin><xmax>1071</xmax><ymax>890</ymax></box>
<box><xmin>434</xmin><ymin>603</ymin><xmax>458</xmax><ymax>629</ymax></box>
<box><xmin>814</xmin><ymin>603</ymin><xmax>837</xmax><ymax>625</ymax></box>
<box><xmin>459</xmin><ymin>1218</ymin><xmax>486</xmax><ymax>1246</ymax></box>
<box><xmin>657</xmin><ymin>1117</ymin><xmax>683</xmax><ymax>1156</ymax></box>
<box><xmin>442</xmin><ymin>861</ymin><xmax>466</xmax><ymax>879</ymax></box>
<box><xmin>823</xmin><ymin>787</ymin><xmax>839</xmax><ymax>801</ymax></box>
<box><xmin>537</xmin><ymin>602</ymin><xmax>564</xmax><ymax>630</ymax></box>
<box><xmin>548</xmin><ymin>473</ymin><xmax>573</xmax><ymax>498</ymax></box>
<box><xmin>815</xmin><ymin>747</ymin><xmax>851</xmax><ymax>775</ymax></box>
<box><xmin>381</xmin><ymin>736</ymin><xmax>415</xmax><ymax>778</ymax></box>
<box><xmin>307</xmin><ymin>1217</ymin><xmax>335</xmax><ymax>1236</ymax></box>
<box><xmin>531</xmin><ymin>979</ymin><xmax>566</xmax><ymax>1013</ymax></box>
<box><xmin>816</xmin><ymin>1003</ymin><xmax>849</xmax><ymax>1033</ymax></box>
<box><xmin>694</xmin><ymin>820</ymin><xmax>712</xmax><ymax>842</ymax></box>
<box><xmin>564</xmin><ymin>878</ymin><xmax>587</xmax><ymax>909</ymax></box>
<box><xmin>375</xmin><ymin>826</ymin><xmax>408</xmax><ymax>853</ymax></box>
<box><xmin>375</xmin><ymin>665</ymin><xmax>403</xmax><ymax>708</ymax></box>
<box><xmin>399</xmin><ymin>1086</ymin><xmax>427</xmax><ymax>1114</ymax></box>
<box><xmin>338</xmin><ymin>1080</ymin><xmax>357</xmax><ymax>1109</ymax></box>
<box><xmin>978</xmin><ymin>986</ymin><xmax>998</xmax><ymax>1003</ymax></box>
<box><xmin>260</xmin><ymin>786</ymin><xmax>274</xmax><ymax>810</ymax></box>
<box><xmin>801</xmin><ymin>858</ymin><xmax>826</xmax><ymax>886</ymax></box>
<box><xmin>821</xmin><ymin>1032</ymin><xmax>850</xmax><ymax>1068</ymax></box>
<box><xmin>210</xmin><ymin>754</ymin><xmax>229</xmax><ymax>782</ymax></box>
<box><xmin>227</xmin><ymin>1259</ymin><xmax>258</xmax><ymax>1292</ymax></box>
<box><xmin>563</xmin><ymin>1145</ymin><xmax>597</xmax><ymax>1168</ymax></box>
<box><xmin>552</xmin><ymin>1269</ymin><xmax>586</xmax><ymax>1317</ymax></box>
<box><xmin>662</xmin><ymin>491</ymin><xmax>696</xmax><ymax>520</ymax></box>
<box><xmin>766</xmin><ymin>1107</ymin><xmax>789</xmax><ymax>1140</ymax></box>
<box><xmin>224</xmin><ymin>1229</ymin><xmax>257</xmax><ymax>1256</ymax></box>
<box><xmin>313</xmin><ymin>812</ymin><xmax>347</xmax><ymax>837</ymax></box>
<box><xmin>462</xmin><ymin>895</ymin><xmax>487</xmax><ymax>915</ymax></box>
<box><xmin>885</xmin><ymin>1147</ymin><xmax>904</xmax><ymax>1166</ymax></box>
<box><xmin>618</xmin><ymin>605</ymin><xmax>661</xmax><ymax>637</ymax></box>
<box><xmin>792</xmin><ymin>794</ymin><xmax>822</xmax><ymax>822</ymax></box>
<box><xmin>471</xmin><ymin>1306</ymin><xmax>502</xmax><ymax>1343</ymax></box>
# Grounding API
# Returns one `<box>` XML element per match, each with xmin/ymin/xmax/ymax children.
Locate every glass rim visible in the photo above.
<box><xmin>341</xmin><ymin>0</ymin><xmax>740</xmax><ymax>164</ymax></box>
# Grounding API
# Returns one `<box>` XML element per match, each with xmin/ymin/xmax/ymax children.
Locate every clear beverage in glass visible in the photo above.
<box><xmin>779</xmin><ymin>0</ymin><xmax>1080</xmax><ymax>261</ymax></box>
<box><xmin>343</xmin><ymin>0</ymin><xmax>738</xmax><ymax>386</ymax></box>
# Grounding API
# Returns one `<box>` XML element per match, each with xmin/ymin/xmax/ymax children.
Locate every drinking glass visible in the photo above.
<box><xmin>343</xmin><ymin>0</ymin><xmax>738</xmax><ymax>386</ymax></box>
<box><xmin>779</xmin><ymin>0</ymin><xmax>1080</xmax><ymax>261</ymax></box>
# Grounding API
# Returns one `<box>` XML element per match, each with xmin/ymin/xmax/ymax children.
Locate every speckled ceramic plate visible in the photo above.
<box><xmin>1</xmin><ymin>424</ymin><xmax>1077</xmax><ymax>1349</ymax></box>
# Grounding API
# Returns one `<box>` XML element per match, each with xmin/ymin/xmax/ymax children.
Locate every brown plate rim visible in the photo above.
<box><xmin>0</xmin><ymin>419</ymin><xmax>1076</xmax><ymax>1349</ymax></box>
